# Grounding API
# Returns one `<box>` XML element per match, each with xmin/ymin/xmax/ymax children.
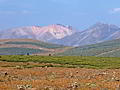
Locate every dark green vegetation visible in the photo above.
<box><xmin>58</xmin><ymin>39</ymin><xmax>120</xmax><ymax>57</ymax></box>
<box><xmin>1</xmin><ymin>55</ymin><xmax>120</xmax><ymax>69</ymax></box>
<box><xmin>0</xmin><ymin>48</ymin><xmax>45</xmax><ymax>55</ymax></box>
<box><xmin>0</xmin><ymin>39</ymin><xmax>66</xmax><ymax>55</ymax></box>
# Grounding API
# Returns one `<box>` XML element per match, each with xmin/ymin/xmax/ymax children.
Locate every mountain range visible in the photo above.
<box><xmin>0</xmin><ymin>22</ymin><xmax>120</xmax><ymax>46</ymax></box>
<box><xmin>0</xmin><ymin>24</ymin><xmax>74</xmax><ymax>42</ymax></box>
<box><xmin>52</xmin><ymin>23</ymin><xmax>120</xmax><ymax>46</ymax></box>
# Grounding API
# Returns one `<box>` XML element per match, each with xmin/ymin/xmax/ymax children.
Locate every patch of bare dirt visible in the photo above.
<box><xmin>0</xmin><ymin>62</ymin><xmax>120</xmax><ymax>90</ymax></box>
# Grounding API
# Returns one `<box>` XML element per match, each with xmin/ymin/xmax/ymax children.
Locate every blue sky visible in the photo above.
<box><xmin>0</xmin><ymin>0</ymin><xmax>120</xmax><ymax>30</ymax></box>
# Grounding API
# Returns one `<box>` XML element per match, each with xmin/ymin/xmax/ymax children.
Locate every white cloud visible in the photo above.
<box><xmin>110</xmin><ymin>8</ymin><xmax>120</xmax><ymax>14</ymax></box>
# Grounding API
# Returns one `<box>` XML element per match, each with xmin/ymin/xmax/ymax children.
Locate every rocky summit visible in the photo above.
<box><xmin>0</xmin><ymin>24</ymin><xmax>75</xmax><ymax>42</ymax></box>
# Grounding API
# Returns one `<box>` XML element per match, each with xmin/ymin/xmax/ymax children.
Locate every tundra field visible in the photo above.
<box><xmin>0</xmin><ymin>56</ymin><xmax>120</xmax><ymax>90</ymax></box>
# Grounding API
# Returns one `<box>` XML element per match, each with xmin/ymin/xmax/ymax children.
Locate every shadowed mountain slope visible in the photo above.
<box><xmin>57</xmin><ymin>38</ymin><xmax>120</xmax><ymax>57</ymax></box>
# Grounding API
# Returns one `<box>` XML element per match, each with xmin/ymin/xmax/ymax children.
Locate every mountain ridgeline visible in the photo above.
<box><xmin>52</xmin><ymin>23</ymin><xmax>120</xmax><ymax>46</ymax></box>
<box><xmin>0</xmin><ymin>23</ymin><xmax>120</xmax><ymax>46</ymax></box>
<box><xmin>57</xmin><ymin>38</ymin><xmax>120</xmax><ymax>57</ymax></box>
<box><xmin>0</xmin><ymin>24</ymin><xmax>75</xmax><ymax>42</ymax></box>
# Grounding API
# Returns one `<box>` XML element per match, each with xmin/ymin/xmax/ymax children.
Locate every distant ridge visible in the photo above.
<box><xmin>0</xmin><ymin>23</ymin><xmax>120</xmax><ymax>46</ymax></box>
<box><xmin>57</xmin><ymin>38</ymin><xmax>120</xmax><ymax>57</ymax></box>
<box><xmin>0</xmin><ymin>39</ymin><xmax>68</xmax><ymax>55</ymax></box>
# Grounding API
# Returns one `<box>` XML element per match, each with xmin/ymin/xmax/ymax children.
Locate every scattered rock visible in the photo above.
<box><xmin>25</xmin><ymin>84</ymin><xmax>32</xmax><ymax>89</ymax></box>
<box><xmin>4</xmin><ymin>72</ymin><xmax>8</xmax><ymax>76</ymax></box>
<box><xmin>69</xmin><ymin>73</ymin><xmax>74</xmax><ymax>78</ymax></box>
<box><xmin>111</xmin><ymin>77</ymin><xmax>120</xmax><ymax>82</ymax></box>
<box><xmin>16</xmin><ymin>65</ymin><xmax>24</xmax><ymax>69</ymax></box>
<box><xmin>76</xmin><ymin>71</ymin><xmax>79</xmax><ymax>73</ymax></box>
<box><xmin>86</xmin><ymin>82</ymin><xmax>97</xmax><ymax>87</ymax></box>
<box><xmin>67</xmin><ymin>82</ymin><xmax>80</xmax><ymax>89</ymax></box>
<box><xmin>116</xmin><ymin>85</ymin><xmax>120</xmax><ymax>90</ymax></box>
<box><xmin>17</xmin><ymin>85</ymin><xmax>26</xmax><ymax>90</ymax></box>
<box><xmin>17</xmin><ymin>84</ymin><xmax>32</xmax><ymax>90</ymax></box>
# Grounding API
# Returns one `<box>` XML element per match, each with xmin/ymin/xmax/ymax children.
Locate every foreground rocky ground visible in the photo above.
<box><xmin>0</xmin><ymin>62</ymin><xmax>120</xmax><ymax>90</ymax></box>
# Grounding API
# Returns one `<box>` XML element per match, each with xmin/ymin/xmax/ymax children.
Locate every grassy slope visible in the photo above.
<box><xmin>1</xmin><ymin>55</ymin><xmax>120</xmax><ymax>69</ymax></box>
<box><xmin>58</xmin><ymin>39</ymin><xmax>120</xmax><ymax>57</ymax></box>
<box><xmin>0</xmin><ymin>48</ymin><xmax>45</xmax><ymax>55</ymax></box>
<box><xmin>0</xmin><ymin>39</ymin><xmax>66</xmax><ymax>55</ymax></box>
<box><xmin>3</xmin><ymin>39</ymin><xmax>65</xmax><ymax>49</ymax></box>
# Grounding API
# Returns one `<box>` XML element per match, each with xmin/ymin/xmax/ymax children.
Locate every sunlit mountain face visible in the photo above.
<box><xmin>0</xmin><ymin>24</ymin><xmax>75</xmax><ymax>42</ymax></box>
